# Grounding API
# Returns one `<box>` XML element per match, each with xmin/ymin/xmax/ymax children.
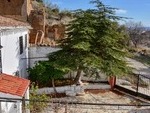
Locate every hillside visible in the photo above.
<box><xmin>28</xmin><ymin>1</ymin><xmax>72</xmax><ymax>46</ymax></box>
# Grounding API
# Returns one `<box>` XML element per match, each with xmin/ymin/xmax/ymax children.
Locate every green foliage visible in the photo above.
<box><xmin>59</xmin><ymin>10</ymin><xmax>73</xmax><ymax>18</ymax></box>
<box><xmin>29</xmin><ymin>0</ymin><xmax>131</xmax><ymax>85</ymax></box>
<box><xmin>27</xmin><ymin>83</ymin><xmax>50</xmax><ymax>113</ymax></box>
<box><xmin>45</xmin><ymin>2</ymin><xmax>60</xmax><ymax>17</ymax></box>
<box><xmin>28</xmin><ymin>61</ymin><xmax>65</xmax><ymax>86</ymax></box>
<box><xmin>45</xmin><ymin>2</ymin><xmax>72</xmax><ymax>19</ymax></box>
<box><xmin>36</xmin><ymin>0</ymin><xmax>43</xmax><ymax>3</ymax></box>
<box><xmin>47</xmin><ymin>0</ymin><xmax>131</xmax><ymax>77</ymax></box>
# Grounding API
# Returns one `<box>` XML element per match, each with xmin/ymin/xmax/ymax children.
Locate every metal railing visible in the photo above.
<box><xmin>41</xmin><ymin>101</ymin><xmax>150</xmax><ymax>113</ymax></box>
<box><xmin>115</xmin><ymin>74</ymin><xmax>150</xmax><ymax>100</ymax></box>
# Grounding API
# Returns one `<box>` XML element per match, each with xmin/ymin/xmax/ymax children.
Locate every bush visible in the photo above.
<box><xmin>28</xmin><ymin>61</ymin><xmax>65</xmax><ymax>87</ymax></box>
<box><xmin>36</xmin><ymin>0</ymin><xmax>43</xmax><ymax>3</ymax></box>
<box><xmin>27</xmin><ymin>83</ymin><xmax>50</xmax><ymax>113</ymax></box>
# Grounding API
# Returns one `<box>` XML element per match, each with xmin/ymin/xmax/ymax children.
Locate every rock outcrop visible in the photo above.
<box><xmin>28</xmin><ymin>1</ymin><xmax>45</xmax><ymax>44</ymax></box>
<box><xmin>0</xmin><ymin>0</ymin><xmax>72</xmax><ymax>46</ymax></box>
<box><xmin>0</xmin><ymin>0</ymin><xmax>32</xmax><ymax>21</ymax></box>
<box><xmin>28</xmin><ymin>1</ymin><xmax>72</xmax><ymax>46</ymax></box>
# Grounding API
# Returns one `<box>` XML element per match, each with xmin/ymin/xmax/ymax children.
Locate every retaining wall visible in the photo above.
<box><xmin>37</xmin><ymin>84</ymin><xmax>110</xmax><ymax>96</ymax></box>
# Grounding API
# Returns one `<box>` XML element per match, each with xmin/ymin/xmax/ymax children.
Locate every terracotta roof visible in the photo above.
<box><xmin>0</xmin><ymin>15</ymin><xmax>30</xmax><ymax>28</ymax></box>
<box><xmin>0</xmin><ymin>73</ymin><xmax>30</xmax><ymax>97</ymax></box>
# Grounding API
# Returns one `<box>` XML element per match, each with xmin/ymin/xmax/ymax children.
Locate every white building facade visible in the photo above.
<box><xmin>0</xmin><ymin>15</ymin><xmax>31</xmax><ymax>113</ymax></box>
<box><xmin>0</xmin><ymin>28</ymin><xmax>29</xmax><ymax>78</ymax></box>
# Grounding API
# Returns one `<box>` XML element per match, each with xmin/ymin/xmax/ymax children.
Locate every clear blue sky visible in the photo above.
<box><xmin>45</xmin><ymin>0</ymin><xmax>150</xmax><ymax>27</ymax></box>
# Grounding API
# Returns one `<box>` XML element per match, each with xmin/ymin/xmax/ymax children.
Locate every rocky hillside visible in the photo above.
<box><xmin>28</xmin><ymin>1</ymin><xmax>72</xmax><ymax>46</ymax></box>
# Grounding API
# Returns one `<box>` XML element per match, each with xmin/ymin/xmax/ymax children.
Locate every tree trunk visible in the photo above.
<box><xmin>74</xmin><ymin>69</ymin><xmax>82</xmax><ymax>85</ymax></box>
<box><xmin>134</xmin><ymin>43</ymin><xmax>137</xmax><ymax>48</ymax></box>
<box><xmin>133</xmin><ymin>40</ymin><xmax>138</xmax><ymax>48</ymax></box>
<box><xmin>52</xmin><ymin>78</ymin><xmax>57</xmax><ymax>94</ymax></box>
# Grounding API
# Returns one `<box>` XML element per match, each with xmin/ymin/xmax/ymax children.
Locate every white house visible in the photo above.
<box><xmin>0</xmin><ymin>15</ymin><xmax>31</xmax><ymax>113</ymax></box>
<box><xmin>0</xmin><ymin>16</ymin><xmax>30</xmax><ymax>78</ymax></box>
<box><xmin>29</xmin><ymin>46</ymin><xmax>61</xmax><ymax>68</ymax></box>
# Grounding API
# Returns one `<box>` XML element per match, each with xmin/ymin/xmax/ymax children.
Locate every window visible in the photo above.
<box><xmin>19</xmin><ymin>36</ymin><xmax>23</xmax><ymax>54</ymax></box>
<box><xmin>25</xmin><ymin>34</ymin><xmax>27</xmax><ymax>49</ymax></box>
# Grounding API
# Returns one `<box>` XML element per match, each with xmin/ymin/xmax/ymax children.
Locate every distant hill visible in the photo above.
<box><xmin>144</xmin><ymin>27</ymin><xmax>150</xmax><ymax>31</ymax></box>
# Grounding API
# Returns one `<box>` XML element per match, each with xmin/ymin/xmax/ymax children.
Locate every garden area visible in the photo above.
<box><xmin>27</xmin><ymin>0</ymin><xmax>150</xmax><ymax>112</ymax></box>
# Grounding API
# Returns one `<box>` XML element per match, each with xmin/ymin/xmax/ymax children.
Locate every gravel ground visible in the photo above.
<box><xmin>41</xmin><ymin>90</ymin><xmax>150</xmax><ymax>113</ymax></box>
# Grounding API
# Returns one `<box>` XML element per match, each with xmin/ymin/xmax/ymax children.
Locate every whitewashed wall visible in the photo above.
<box><xmin>0</xmin><ymin>28</ymin><xmax>29</xmax><ymax>78</ymax></box>
<box><xmin>0</xmin><ymin>92</ymin><xmax>22</xmax><ymax>113</ymax></box>
<box><xmin>0</xmin><ymin>28</ymin><xmax>30</xmax><ymax>113</ymax></box>
<box><xmin>37</xmin><ymin>84</ymin><xmax>110</xmax><ymax>96</ymax></box>
<box><xmin>28</xmin><ymin>47</ymin><xmax>108</xmax><ymax>81</ymax></box>
<box><xmin>29</xmin><ymin>46</ymin><xmax>60</xmax><ymax>68</ymax></box>
<box><xmin>0</xmin><ymin>102</ymin><xmax>22</xmax><ymax>113</ymax></box>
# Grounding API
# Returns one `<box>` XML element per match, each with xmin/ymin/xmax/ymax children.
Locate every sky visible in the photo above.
<box><xmin>45</xmin><ymin>0</ymin><xmax>150</xmax><ymax>27</ymax></box>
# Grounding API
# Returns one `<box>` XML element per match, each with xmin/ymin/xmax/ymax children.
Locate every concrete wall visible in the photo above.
<box><xmin>29</xmin><ymin>46</ymin><xmax>60</xmax><ymax>67</ymax></box>
<box><xmin>37</xmin><ymin>84</ymin><xmax>110</xmax><ymax>96</ymax></box>
<box><xmin>0</xmin><ymin>28</ymin><xmax>29</xmax><ymax>78</ymax></box>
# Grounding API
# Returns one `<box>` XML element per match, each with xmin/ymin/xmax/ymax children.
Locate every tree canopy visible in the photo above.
<box><xmin>29</xmin><ymin>0</ymin><xmax>131</xmax><ymax>85</ymax></box>
<box><xmin>49</xmin><ymin>0</ymin><xmax>130</xmax><ymax>75</ymax></box>
<box><xmin>36</xmin><ymin>0</ymin><xmax>43</xmax><ymax>3</ymax></box>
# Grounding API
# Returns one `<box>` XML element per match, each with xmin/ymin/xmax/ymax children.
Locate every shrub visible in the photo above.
<box><xmin>27</xmin><ymin>83</ymin><xmax>50</xmax><ymax>113</ymax></box>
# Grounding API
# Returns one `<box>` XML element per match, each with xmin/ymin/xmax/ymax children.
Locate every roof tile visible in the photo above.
<box><xmin>0</xmin><ymin>73</ymin><xmax>30</xmax><ymax>97</ymax></box>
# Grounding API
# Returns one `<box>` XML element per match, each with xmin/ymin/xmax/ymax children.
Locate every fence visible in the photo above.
<box><xmin>42</xmin><ymin>101</ymin><xmax>150</xmax><ymax>113</ymax></box>
<box><xmin>1</xmin><ymin>98</ymin><xmax>150</xmax><ymax>113</ymax></box>
<box><xmin>115</xmin><ymin>74</ymin><xmax>150</xmax><ymax>100</ymax></box>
